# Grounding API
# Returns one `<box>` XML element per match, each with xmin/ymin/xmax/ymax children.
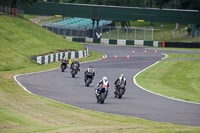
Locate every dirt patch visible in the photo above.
<box><xmin>29</xmin><ymin>16</ymin><xmax>53</xmax><ymax>24</ymax></box>
<box><xmin>3</xmin><ymin>74</ymin><xmax>14</xmax><ymax>80</ymax></box>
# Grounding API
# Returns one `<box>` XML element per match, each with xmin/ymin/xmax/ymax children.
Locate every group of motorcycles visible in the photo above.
<box><xmin>95</xmin><ymin>81</ymin><xmax>126</xmax><ymax>104</ymax></box>
<box><xmin>61</xmin><ymin>59</ymin><xmax>79</xmax><ymax>78</ymax></box>
<box><xmin>60</xmin><ymin>59</ymin><xmax>126</xmax><ymax>104</ymax></box>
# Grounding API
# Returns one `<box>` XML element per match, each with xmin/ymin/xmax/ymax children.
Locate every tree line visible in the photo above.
<box><xmin>58</xmin><ymin>0</ymin><xmax>200</xmax><ymax>10</ymax></box>
<box><xmin>15</xmin><ymin>0</ymin><xmax>200</xmax><ymax>10</ymax></box>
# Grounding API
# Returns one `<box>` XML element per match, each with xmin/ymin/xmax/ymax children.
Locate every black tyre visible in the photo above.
<box><xmin>100</xmin><ymin>93</ymin><xmax>106</xmax><ymax>104</ymax></box>
<box><xmin>118</xmin><ymin>89</ymin><xmax>124</xmax><ymax>99</ymax></box>
<box><xmin>71</xmin><ymin>70</ymin><xmax>76</xmax><ymax>78</ymax></box>
<box><xmin>61</xmin><ymin>65</ymin><xmax>65</xmax><ymax>72</ymax></box>
<box><xmin>86</xmin><ymin>78</ymin><xmax>92</xmax><ymax>87</ymax></box>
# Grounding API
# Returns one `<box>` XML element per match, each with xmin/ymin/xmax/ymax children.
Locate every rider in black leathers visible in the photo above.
<box><xmin>61</xmin><ymin>57</ymin><xmax>68</xmax><ymax>67</ymax></box>
<box><xmin>70</xmin><ymin>58</ymin><xmax>80</xmax><ymax>71</ymax></box>
<box><xmin>114</xmin><ymin>74</ymin><xmax>126</xmax><ymax>94</ymax></box>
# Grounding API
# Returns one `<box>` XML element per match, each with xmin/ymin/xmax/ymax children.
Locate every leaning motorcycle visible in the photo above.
<box><xmin>95</xmin><ymin>86</ymin><xmax>107</xmax><ymax>104</ymax></box>
<box><xmin>115</xmin><ymin>83</ymin><xmax>126</xmax><ymax>99</ymax></box>
<box><xmin>84</xmin><ymin>73</ymin><xmax>93</xmax><ymax>87</ymax></box>
<box><xmin>71</xmin><ymin>64</ymin><xmax>78</xmax><ymax>78</ymax></box>
<box><xmin>61</xmin><ymin>60</ymin><xmax>67</xmax><ymax>72</ymax></box>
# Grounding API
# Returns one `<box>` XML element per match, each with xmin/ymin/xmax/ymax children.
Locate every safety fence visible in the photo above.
<box><xmin>31</xmin><ymin>48</ymin><xmax>88</xmax><ymax>65</ymax></box>
<box><xmin>65</xmin><ymin>37</ymin><xmax>162</xmax><ymax>47</ymax></box>
<box><xmin>42</xmin><ymin>23</ymin><xmax>154</xmax><ymax>41</ymax></box>
<box><xmin>0</xmin><ymin>5</ymin><xmax>24</xmax><ymax>18</ymax></box>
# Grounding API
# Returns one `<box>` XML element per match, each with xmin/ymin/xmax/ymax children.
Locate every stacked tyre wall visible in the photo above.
<box><xmin>31</xmin><ymin>48</ymin><xmax>88</xmax><ymax>65</ymax></box>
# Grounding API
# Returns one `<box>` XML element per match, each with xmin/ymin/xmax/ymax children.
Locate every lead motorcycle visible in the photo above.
<box><xmin>70</xmin><ymin>64</ymin><xmax>78</xmax><ymax>78</ymax></box>
<box><xmin>115</xmin><ymin>83</ymin><xmax>126</xmax><ymax>99</ymax></box>
<box><xmin>84</xmin><ymin>73</ymin><xmax>93</xmax><ymax>87</ymax></box>
<box><xmin>95</xmin><ymin>86</ymin><xmax>108</xmax><ymax>104</ymax></box>
<box><xmin>61</xmin><ymin>60</ymin><xmax>68</xmax><ymax>72</ymax></box>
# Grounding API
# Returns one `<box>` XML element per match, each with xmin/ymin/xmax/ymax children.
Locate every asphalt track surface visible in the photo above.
<box><xmin>16</xmin><ymin>44</ymin><xmax>200</xmax><ymax>126</ymax></box>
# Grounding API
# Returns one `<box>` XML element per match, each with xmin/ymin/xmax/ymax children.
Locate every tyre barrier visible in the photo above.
<box><xmin>65</xmin><ymin>37</ymin><xmax>161</xmax><ymax>47</ymax></box>
<box><xmin>31</xmin><ymin>48</ymin><xmax>88</xmax><ymax>65</ymax></box>
<box><xmin>165</xmin><ymin>42</ymin><xmax>200</xmax><ymax>48</ymax></box>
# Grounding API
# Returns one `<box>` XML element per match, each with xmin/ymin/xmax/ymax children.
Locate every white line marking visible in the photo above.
<box><xmin>161</xmin><ymin>53</ymin><xmax>168</xmax><ymax>60</ymax></box>
<box><xmin>133</xmin><ymin>54</ymin><xmax>200</xmax><ymax>105</ymax></box>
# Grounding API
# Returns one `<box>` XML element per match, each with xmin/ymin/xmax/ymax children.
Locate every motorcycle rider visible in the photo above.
<box><xmin>61</xmin><ymin>57</ymin><xmax>68</xmax><ymax>63</ymax></box>
<box><xmin>95</xmin><ymin>76</ymin><xmax>110</xmax><ymax>96</ymax></box>
<box><xmin>70</xmin><ymin>58</ymin><xmax>80</xmax><ymax>71</ymax></box>
<box><xmin>84</xmin><ymin>65</ymin><xmax>95</xmax><ymax>82</ymax></box>
<box><xmin>114</xmin><ymin>74</ymin><xmax>126</xmax><ymax>95</ymax></box>
<box><xmin>61</xmin><ymin>57</ymin><xmax>68</xmax><ymax>67</ymax></box>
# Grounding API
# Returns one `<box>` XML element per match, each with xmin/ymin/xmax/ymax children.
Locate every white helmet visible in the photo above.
<box><xmin>102</xmin><ymin>76</ymin><xmax>107</xmax><ymax>81</ymax></box>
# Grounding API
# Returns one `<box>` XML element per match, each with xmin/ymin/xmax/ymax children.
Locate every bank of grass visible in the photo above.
<box><xmin>1</xmin><ymin>16</ymin><xmax>200</xmax><ymax>132</ymax></box>
<box><xmin>0</xmin><ymin>16</ymin><xmax>84</xmax><ymax>71</ymax></box>
<box><xmin>136</xmin><ymin>54</ymin><xmax>200</xmax><ymax>103</ymax></box>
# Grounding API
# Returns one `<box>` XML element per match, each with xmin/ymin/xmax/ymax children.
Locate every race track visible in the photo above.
<box><xmin>16</xmin><ymin>44</ymin><xmax>200</xmax><ymax>126</ymax></box>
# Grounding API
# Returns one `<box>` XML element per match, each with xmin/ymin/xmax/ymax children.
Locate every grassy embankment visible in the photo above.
<box><xmin>0</xmin><ymin>16</ymin><xmax>200</xmax><ymax>133</ymax></box>
<box><xmin>136</xmin><ymin>53</ymin><xmax>200</xmax><ymax>103</ymax></box>
<box><xmin>102</xmin><ymin>21</ymin><xmax>200</xmax><ymax>42</ymax></box>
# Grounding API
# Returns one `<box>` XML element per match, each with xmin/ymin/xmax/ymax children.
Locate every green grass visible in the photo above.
<box><xmin>0</xmin><ymin>16</ymin><xmax>85</xmax><ymax>71</ymax></box>
<box><xmin>1</xmin><ymin>15</ymin><xmax>200</xmax><ymax>132</ymax></box>
<box><xmin>24</xmin><ymin>14</ymin><xmax>39</xmax><ymax>19</ymax></box>
<box><xmin>166</xmin><ymin>53</ymin><xmax>200</xmax><ymax>59</ymax></box>
<box><xmin>151</xmin><ymin>47</ymin><xmax>200</xmax><ymax>51</ymax></box>
<box><xmin>136</xmin><ymin>54</ymin><xmax>200</xmax><ymax>103</ymax></box>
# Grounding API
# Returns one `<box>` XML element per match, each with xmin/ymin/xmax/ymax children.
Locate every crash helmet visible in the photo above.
<box><xmin>102</xmin><ymin>76</ymin><xmax>107</xmax><ymax>81</ymax></box>
<box><xmin>75</xmin><ymin>58</ymin><xmax>78</xmax><ymax>61</ymax></box>
<box><xmin>90</xmin><ymin>65</ymin><xmax>93</xmax><ymax>68</ymax></box>
<box><xmin>120</xmin><ymin>74</ymin><xmax>124</xmax><ymax>77</ymax></box>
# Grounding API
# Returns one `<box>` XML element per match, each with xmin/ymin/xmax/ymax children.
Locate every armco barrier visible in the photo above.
<box><xmin>109</xmin><ymin>39</ymin><xmax>117</xmax><ymax>45</ymax></box>
<box><xmin>144</xmin><ymin>41</ymin><xmax>154</xmax><ymax>47</ymax></box>
<box><xmin>93</xmin><ymin>38</ymin><xmax>101</xmax><ymax>43</ymax></box>
<box><xmin>31</xmin><ymin>48</ymin><xmax>88</xmax><ymax>65</ymax></box>
<box><xmin>134</xmin><ymin>40</ymin><xmax>144</xmax><ymax>45</ymax></box>
<box><xmin>126</xmin><ymin>40</ymin><xmax>134</xmax><ymax>45</ymax></box>
<box><xmin>117</xmin><ymin>39</ymin><xmax>126</xmax><ymax>45</ymax></box>
<box><xmin>65</xmin><ymin>37</ymin><xmax>162</xmax><ymax>47</ymax></box>
<box><xmin>165</xmin><ymin>42</ymin><xmax>200</xmax><ymax>48</ymax></box>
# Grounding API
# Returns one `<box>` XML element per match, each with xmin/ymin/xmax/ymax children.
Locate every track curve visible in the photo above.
<box><xmin>16</xmin><ymin>44</ymin><xmax>200</xmax><ymax>126</ymax></box>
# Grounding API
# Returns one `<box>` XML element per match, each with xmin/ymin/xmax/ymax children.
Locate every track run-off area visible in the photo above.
<box><xmin>16</xmin><ymin>44</ymin><xmax>200</xmax><ymax>126</ymax></box>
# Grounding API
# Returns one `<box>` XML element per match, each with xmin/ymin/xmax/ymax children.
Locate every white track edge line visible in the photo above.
<box><xmin>133</xmin><ymin>53</ymin><xmax>200</xmax><ymax>105</ymax></box>
<box><xmin>14</xmin><ymin>54</ymin><xmax>107</xmax><ymax>93</ymax></box>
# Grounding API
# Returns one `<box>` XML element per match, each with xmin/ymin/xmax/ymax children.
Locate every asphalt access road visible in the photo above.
<box><xmin>16</xmin><ymin>44</ymin><xmax>200</xmax><ymax>126</ymax></box>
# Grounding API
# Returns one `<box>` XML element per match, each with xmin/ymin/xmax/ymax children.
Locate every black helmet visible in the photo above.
<box><xmin>90</xmin><ymin>65</ymin><xmax>93</xmax><ymax>68</ymax></box>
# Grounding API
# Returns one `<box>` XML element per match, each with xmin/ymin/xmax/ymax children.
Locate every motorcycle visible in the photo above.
<box><xmin>115</xmin><ymin>83</ymin><xmax>126</xmax><ymax>99</ymax></box>
<box><xmin>61</xmin><ymin>60</ymin><xmax>67</xmax><ymax>72</ymax></box>
<box><xmin>95</xmin><ymin>86</ymin><xmax>108</xmax><ymax>104</ymax></box>
<box><xmin>84</xmin><ymin>73</ymin><xmax>93</xmax><ymax>87</ymax></box>
<box><xmin>71</xmin><ymin>64</ymin><xmax>78</xmax><ymax>78</ymax></box>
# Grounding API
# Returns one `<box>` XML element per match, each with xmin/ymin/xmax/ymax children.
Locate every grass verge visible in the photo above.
<box><xmin>150</xmin><ymin>47</ymin><xmax>200</xmax><ymax>51</ymax></box>
<box><xmin>136</xmin><ymin>53</ymin><xmax>200</xmax><ymax>103</ymax></box>
<box><xmin>0</xmin><ymin>16</ymin><xmax>200</xmax><ymax>132</ymax></box>
<box><xmin>166</xmin><ymin>53</ymin><xmax>200</xmax><ymax>59</ymax></box>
